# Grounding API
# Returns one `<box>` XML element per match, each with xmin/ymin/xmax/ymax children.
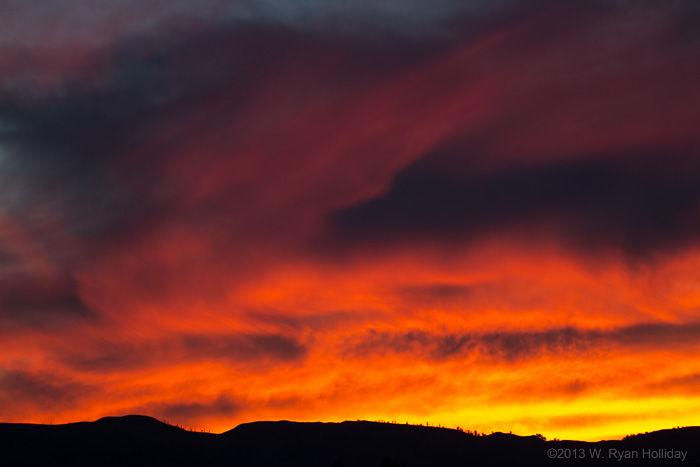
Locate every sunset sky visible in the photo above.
<box><xmin>1</xmin><ymin>0</ymin><xmax>700</xmax><ymax>441</ymax></box>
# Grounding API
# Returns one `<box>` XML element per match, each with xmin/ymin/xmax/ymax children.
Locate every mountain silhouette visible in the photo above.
<box><xmin>1</xmin><ymin>416</ymin><xmax>698</xmax><ymax>466</ymax></box>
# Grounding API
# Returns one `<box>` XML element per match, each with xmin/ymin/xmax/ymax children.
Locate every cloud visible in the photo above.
<box><xmin>0</xmin><ymin>214</ymin><xmax>93</xmax><ymax>327</ymax></box>
<box><xmin>345</xmin><ymin>321</ymin><xmax>700</xmax><ymax>363</ymax></box>
<box><xmin>0</xmin><ymin>272</ymin><xmax>91</xmax><ymax>324</ymax></box>
<box><xmin>1</xmin><ymin>0</ymin><xmax>699</xmax><ymax>438</ymax></box>
<box><xmin>641</xmin><ymin>373</ymin><xmax>700</xmax><ymax>397</ymax></box>
<box><xmin>182</xmin><ymin>333</ymin><xmax>308</xmax><ymax>363</ymax></box>
<box><xmin>0</xmin><ymin>370</ymin><xmax>94</xmax><ymax>418</ymax></box>
<box><xmin>0</xmin><ymin>38</ymin><xmax>189</xmax><ymax>243</ymax></box>
<box><xmin>329</xmin><ymin>147</ymin><xmax>700</xmax><ymax>259</ymax></box>
<box><xmin>232</xmin><ymin>0</ymin><xmax>521</xmax><ymax>37</ymax></box>
<box><xmin>1</xmin><ymin>4</ymin><xmax>527</xmax><ymax>322</ymax></box>
<box><xmin>135</xmin><ymin>394</ymin><xmax>243</xmax><ymax>424</ymax></box>
<box><xmin>2</xmin><ymin>18</ymin><xmax>371</xmax><ymax>320</ymax></box>
<box><xmin>0</xmin><ymin>0</ymin><xmax>520</xmax><ymax>50</ymax></box>
<box><xmin>395</xmin><ymin>280</ymin><xmax>554</xmax><ymax>313</ymax></box>
<box><xmin>60</xmin><ymin>332</ymin><xmax>308</xmax><ymax>372</ymax></box>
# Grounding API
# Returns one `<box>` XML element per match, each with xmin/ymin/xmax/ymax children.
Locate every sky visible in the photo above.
<box><xmin>1</xmin><ymin>0</ymin><xmax>700</xmax><ymax>441</ymax></box>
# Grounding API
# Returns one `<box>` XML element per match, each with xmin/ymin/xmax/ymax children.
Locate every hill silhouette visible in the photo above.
<box><xmin>0</xmin><ymin>416</ymin><xmax>698</xmax><ymax>466</ymax></box>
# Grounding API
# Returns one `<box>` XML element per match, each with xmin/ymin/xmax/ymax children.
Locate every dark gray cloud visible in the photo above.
<box><xmin>0</xmin><ymin>272</ymin><xmax>92</xmax><ymax>324</ymax></box>
<box><xmin>345</xmin><ymin>321</ymin><xmax>700</xmax><ymax>362</ymax></box>
<box><xmin>0</xmin><ymin>370</ymin><xmax>94</xmax><ymax>417</ymax></box>
<box><xmin>0</xmin><ymin>42</ymin><xmax>190</xmax><ymax>244</ymax></box>
<box><xmin>231</xmin><ymin>0</ymin><xmax>523</xmax><ymax>38</ymax></box>
<box><xmin>0</xmin><ymin>9</ymin><xmax>459</xmax><ymax>250</ymax></box>
<box><xmin>396</xmin><ymin>281</ymin><xmax>553</xmax><ymax>313</ymax></box>
<box><xmin>0</xmin><ymin>36</ymin><xmax>196</xmax><ymax>332</ymax></box>
<box><xmin>0</xmin><ymin>0</ymin><xmax>521</xmax><ymax>49</ymax></box>
<box><xmin>140</xmin><ymin>394</ymin><xmax>243</xmax><ymax>423</ymax></box>
<box><xmin>60</xmin><ymin>341</ymin><xmax>157</xmax><ymax>373</ymax></box>
<box><xmin>0</xmin><ymin>233</ymin><xmax>93</xmax><ymax>326</ymax></box>
<box><xmin>182</xmin><ymin>333</ymin><xmax>308</xmax><ymax>363</ymax></box>
<box><xmin>0</xmin><ymin>10</ymin><xmax>472</xmax><ymax>327</ymax></box>
<box><xmin>61</xmin><ymin>332</ymin><xmax>307</xmax><ymax>372</ymax></box>
<box><xmin>399</xmin><ymin>283</ymin><xmax>475</xmax><ymax>302</ymax></box>
<box><xmin>329</xmin><ymin>147</ymin><xmax>700</xmax><ymax>259</ymax></box>
<box><xmin>0</xmin><ymin>20</ymin><xmax>376</xmax><ymax>325</ymax></box>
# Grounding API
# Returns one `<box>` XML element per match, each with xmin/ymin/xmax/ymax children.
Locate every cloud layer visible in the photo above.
<box><xmin>1</xmin><ymin>0</ymin><xmax>700</xmax><ymax>440</ymax></box>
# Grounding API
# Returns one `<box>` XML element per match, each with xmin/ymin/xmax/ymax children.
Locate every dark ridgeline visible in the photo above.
<box><xmin>0</xmin><ymin>415</ymin><xmax>698</xmax><ymax>466</ymax></box>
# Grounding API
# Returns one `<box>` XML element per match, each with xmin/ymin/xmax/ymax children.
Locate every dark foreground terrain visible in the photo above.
<box><xmin>0</xmin><ymin>415</ymin><xmax>698</xmax><ymax>466</ymax></box>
